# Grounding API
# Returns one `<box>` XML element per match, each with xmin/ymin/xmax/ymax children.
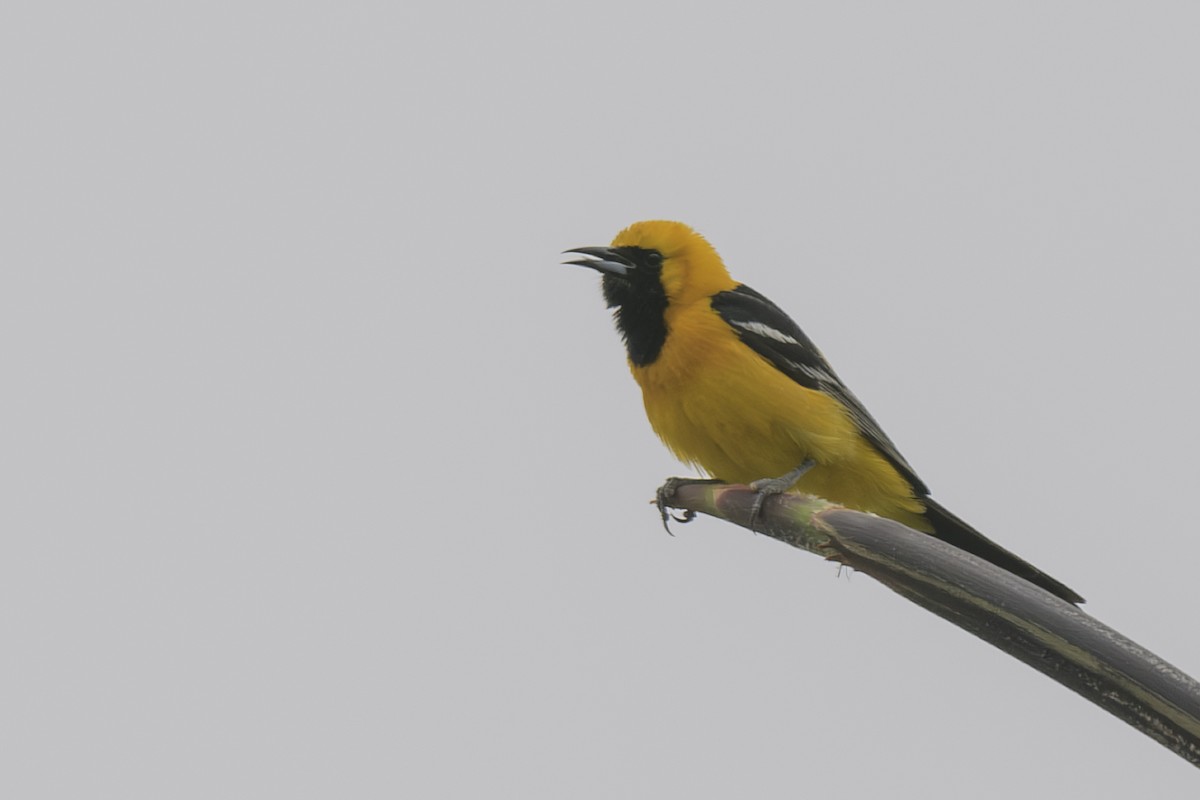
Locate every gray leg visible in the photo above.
<box><xmin>748</xmin><ymin>459</ymin><xmax>816</xmax><ymax>531</ymax></box>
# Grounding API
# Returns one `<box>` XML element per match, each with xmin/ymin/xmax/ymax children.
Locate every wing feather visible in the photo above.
<box><xmin>711</xmin><ymin>284</ymin><xmax>929</xmax><ymax>496</ymax></box>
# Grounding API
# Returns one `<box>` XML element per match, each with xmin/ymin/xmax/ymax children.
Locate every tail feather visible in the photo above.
<box><xmin>922</xmin><ymin>498</ymin><xmax>1084</xmax><ymax>604</ymax></box>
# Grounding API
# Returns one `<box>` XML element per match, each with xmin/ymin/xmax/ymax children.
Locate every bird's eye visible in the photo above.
<box><xmin>645</xmin><ymin>250</ymin><xmax>663</xmax><ymax>267</ymax></box>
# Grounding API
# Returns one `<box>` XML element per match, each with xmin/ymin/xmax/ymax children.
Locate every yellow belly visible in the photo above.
<box><xmin>631</xmin><ymin>301</ymin><xmax>929</xmax><ymax>531</ymax></box>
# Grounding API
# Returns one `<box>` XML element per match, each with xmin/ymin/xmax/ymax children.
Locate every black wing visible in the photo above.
<box><xmin>711</xmin><ymin>284</ymin><xmax>929</xmax><ymax>497</ymax></box>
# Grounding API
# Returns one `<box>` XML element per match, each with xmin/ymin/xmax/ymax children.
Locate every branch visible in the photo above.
<box><xmin>658</xmin><ymin>479</ymin><xmax>1200</xmax><ymax>768</ymax></box>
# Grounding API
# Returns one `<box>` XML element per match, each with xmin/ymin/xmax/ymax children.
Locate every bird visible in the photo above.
<box><xmin>565</xmin><ymin>219</ymin><xmax>1083</xmax><ymax>604</ymax></box>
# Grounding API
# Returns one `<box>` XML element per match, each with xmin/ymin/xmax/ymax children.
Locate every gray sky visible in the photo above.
<box><xmin>4</xmin><ymin>2</ymin><xmax>1199</xmax><ymax>796</ymax></box>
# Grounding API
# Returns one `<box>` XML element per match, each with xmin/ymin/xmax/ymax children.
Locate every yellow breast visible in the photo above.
<box><xmin>631</xmin><ymin>299</ymin><xmax>929</xmax><ymax>530</ymax></box>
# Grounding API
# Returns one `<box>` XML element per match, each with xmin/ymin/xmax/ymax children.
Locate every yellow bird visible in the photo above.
<box><xmin>567</xmin><ymin>220</ymin><xmax>1082</xmax><ymax>604</ymax></box>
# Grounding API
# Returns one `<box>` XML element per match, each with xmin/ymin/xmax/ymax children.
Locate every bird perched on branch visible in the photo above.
<box><xmin>566</xmin><ymin>220</ymin><xmax>1082</xmax><ymax>604</ymax></box>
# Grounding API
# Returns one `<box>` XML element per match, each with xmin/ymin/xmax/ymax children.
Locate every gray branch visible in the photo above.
<box><xmin>659</xmin><ymin>479</ymin><xmax>1200</xmax><ymax>768</ymax></box>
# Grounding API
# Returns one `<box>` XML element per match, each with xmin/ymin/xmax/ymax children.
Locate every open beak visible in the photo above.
<box><xmin>562</xmin><ymin>246</ymin><xmax>634</xmax><ymax>277</ymax></box>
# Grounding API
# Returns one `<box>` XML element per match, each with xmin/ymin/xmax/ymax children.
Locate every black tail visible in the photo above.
<box><xmin>922</xmin><ymin>498</ymin><xmax>1084</xmax><ymax>604</ymax></box>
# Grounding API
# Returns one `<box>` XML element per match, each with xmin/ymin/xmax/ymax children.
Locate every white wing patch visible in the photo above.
<box><xmin>782</xmin><ymin>358</ymin><xmax>838</xmax><ymax>386</ymax></box>
<box><xmin>731</xmin><ymin>319</ymin><xmax>800</xmax><ymax>345</ymax></box>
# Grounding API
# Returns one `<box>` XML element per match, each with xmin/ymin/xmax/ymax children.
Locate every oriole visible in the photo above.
<box><xmin>566</xmin><ymin>220</ymin><xmax>1083</xmax><ymax>604</ymax></box>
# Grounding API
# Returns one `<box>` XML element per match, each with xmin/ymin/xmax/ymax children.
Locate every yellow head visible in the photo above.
<box><xmin>610</xmin><ymin>220</ymin><xmax>735</xmax><ymax>305</ymax></box>
<box><xmin>565</xmin><ymin>220</ymin><xmax>737</xmax><ymax>366</ymax></box>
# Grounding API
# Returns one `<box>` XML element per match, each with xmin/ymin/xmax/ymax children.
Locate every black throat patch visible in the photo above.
<box><xmin>601</xmin><ymin>247</ymin><xmax>668</xmax><ymax>367</ymax></box>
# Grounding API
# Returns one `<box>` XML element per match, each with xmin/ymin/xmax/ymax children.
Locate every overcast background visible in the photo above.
<box><xmin>3</xmin><ymin>2</ymin><xmax>1199</xmax><ymax>797</ymax></box>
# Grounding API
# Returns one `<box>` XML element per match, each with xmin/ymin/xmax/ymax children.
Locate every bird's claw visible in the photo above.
<box><xmin>746</xmin><ymin>485</ymin><xmax>775</xmax><ymax>534</ymax></box>
<box><xmin>746</xmin><ymin>459</ymin><xmax>816</xmax><ymax>533</ymax></box>
<box><xmin>655</xmin><ymin>477</ymin><xmax>720</xmax><ymax>535</ymax></box>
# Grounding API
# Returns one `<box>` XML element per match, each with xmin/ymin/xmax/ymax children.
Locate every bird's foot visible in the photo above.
<box><xmin>654</xmin><ymin>477</ymin><xmax>724</xmax><ymax>535</ymax></box>
<box><xmin>747</xmin><ymin>459</ymin><xmax>816</xmax><ymax>532</ymax></box>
